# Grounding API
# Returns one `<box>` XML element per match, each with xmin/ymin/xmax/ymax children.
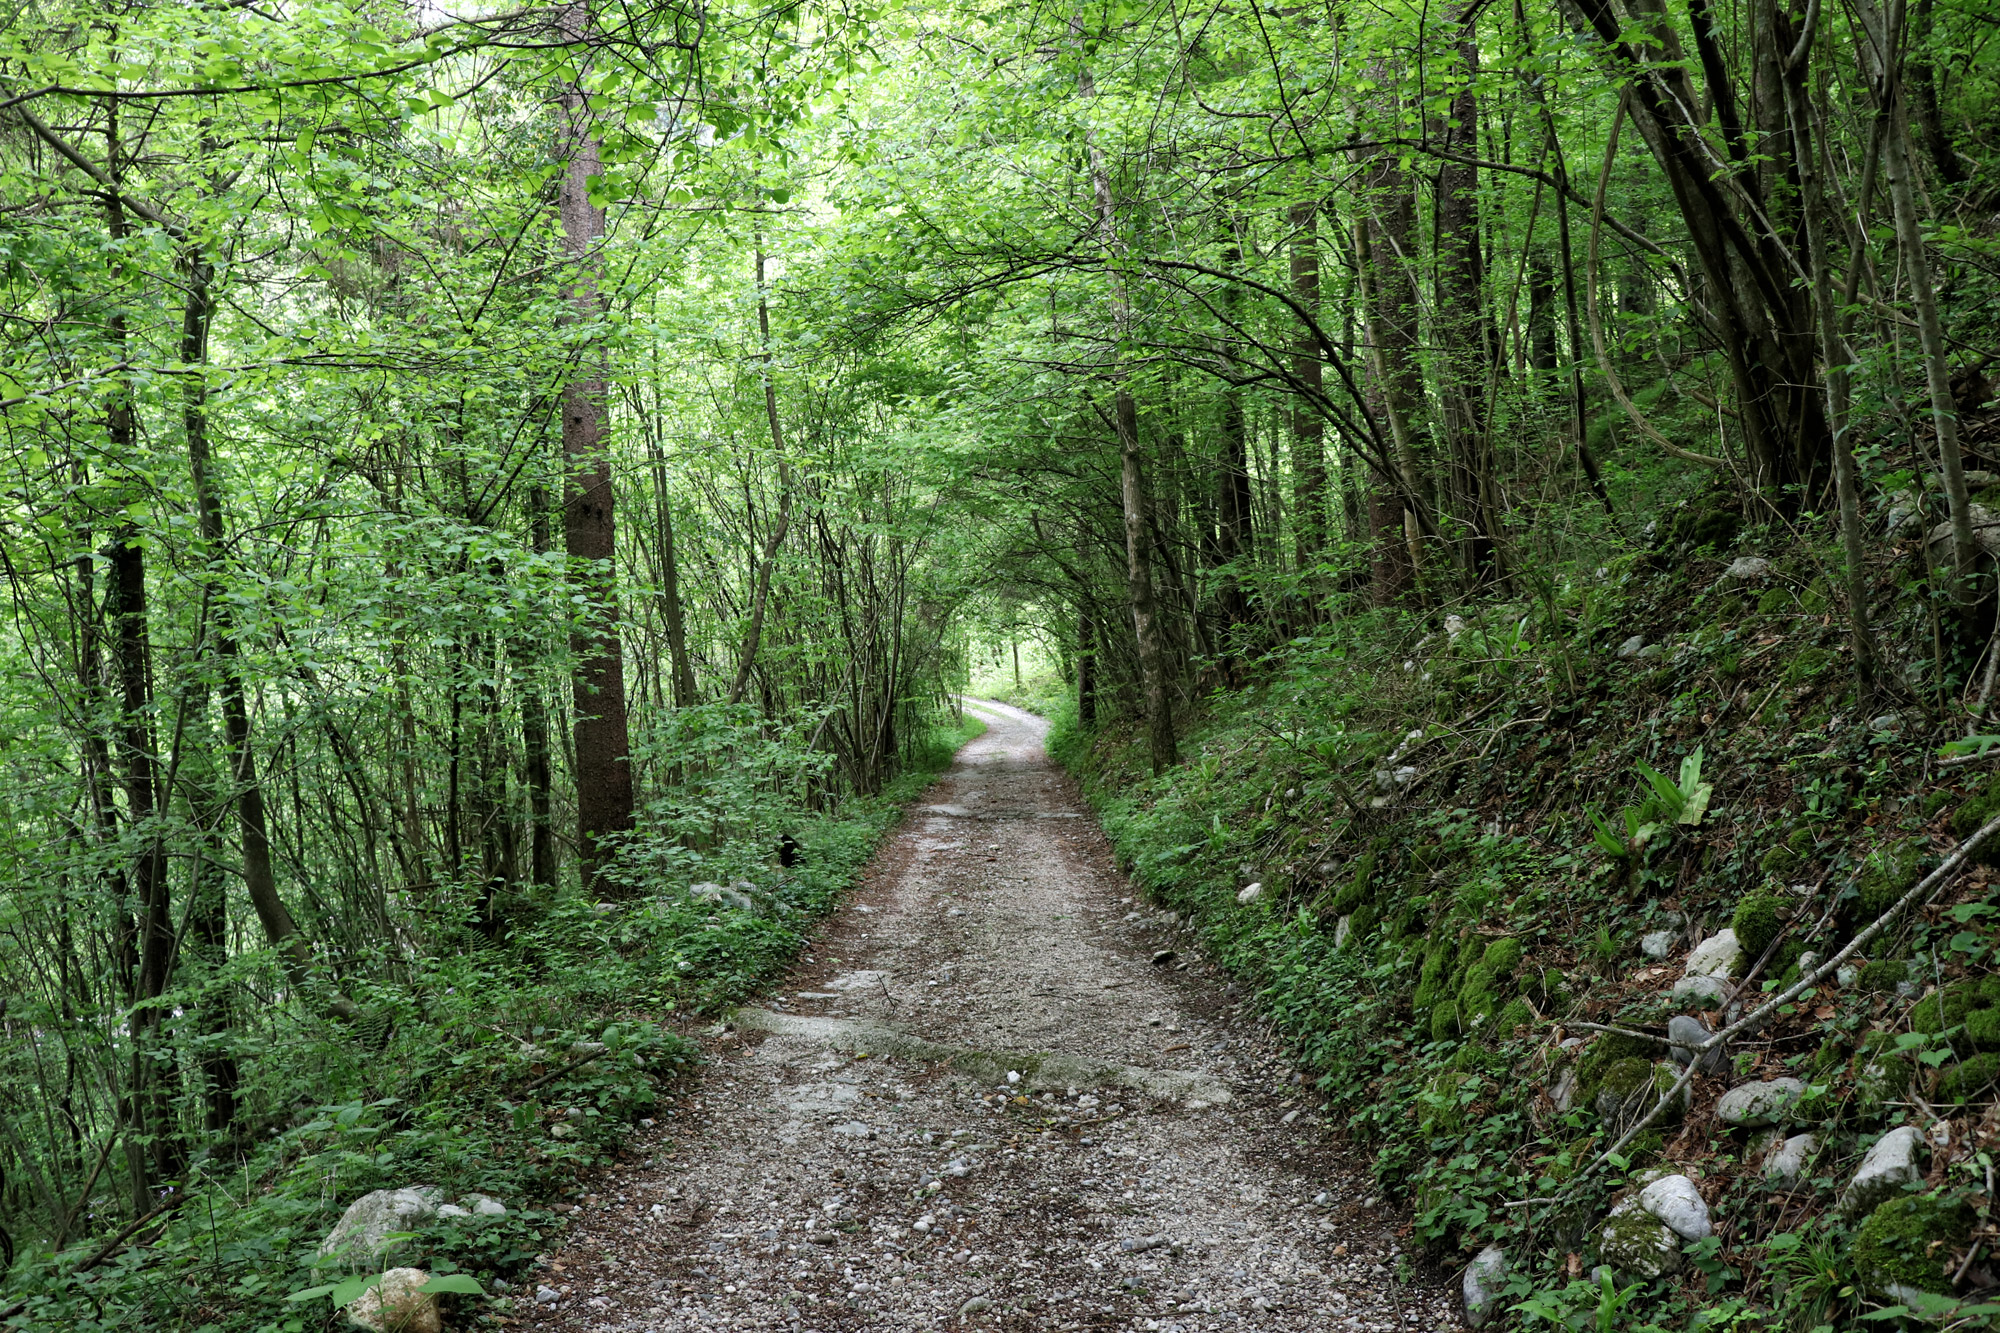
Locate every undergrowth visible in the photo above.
<box><xmin>1054</xmin><ymin>522</ymin><xmax>2000</xmax><ymax>1329</ymax></box>
<box><xmin>1</xmin><ymin>716</ymin><xmax>982</xmax><ymax>1332</ymax></box>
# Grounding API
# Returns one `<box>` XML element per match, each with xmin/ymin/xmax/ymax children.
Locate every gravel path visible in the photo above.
<box><xmin>514</xmin><ymin>701</ymin><xmax>1451</xmax><ymax>1332</ymax></box>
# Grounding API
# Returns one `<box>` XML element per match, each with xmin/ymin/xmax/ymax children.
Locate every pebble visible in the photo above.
<box><xmin>1716</xmin><ymin>1078</ymin><xmax>1805</xmax><ymax>1127</ymax></box>
<box><xmin>1666</xmin><ymin>1015</ymin><xmax>1724</xmax><ymax>1073</ymax></box>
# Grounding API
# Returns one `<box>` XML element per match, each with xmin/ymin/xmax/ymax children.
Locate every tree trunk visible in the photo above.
<box><xmin>182</xmin><ymin>243</ymin><xmax>355</xmax><ymax>1021</ymax></box>
<box><xmin>729</xmin><ymin>245</ymin><xmax>795</xmax><ymax>708</ymax></box>
<box><xmin>1077</xmin><ymin>19</ymin><xmax>1177</xmax><ymax>772</ymax></box>
<box><xmin>557</xmin><ymin>0</ymin><xmax>635</xmax><ymax>894</ymax></box>
<box><xmin>1288</xmin><ymin>203</ymin><xmax>1327</xmax><ymax>574</ymax></box>
<box><xmin>521</xmin><ymin>487</ymin><xmax>556</xmax><ymax>891</ymax></box>
<box><xmin>1433</xmin><ymin>20</ymin><xmax>1503</xmax><ymax>584</ymax></box>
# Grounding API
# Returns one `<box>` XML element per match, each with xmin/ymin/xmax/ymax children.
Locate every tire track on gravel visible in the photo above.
<box><xmin>513</xmin><ymin>700</ymin><xmax>1449</xmax><ymax>1332</ymax></box>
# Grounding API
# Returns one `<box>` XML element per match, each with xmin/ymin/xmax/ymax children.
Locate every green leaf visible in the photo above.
<box><xmin>419</xmin><ymin>1275</ymin><xmax>485</xmax><ymax>1295</ymax></box>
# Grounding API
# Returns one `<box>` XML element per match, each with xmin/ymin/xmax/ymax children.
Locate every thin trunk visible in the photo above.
<box><xmin>182</xmin><ymin>243</ymin><xmax>354</xmax><ymax>1020</ymax></box>
<box><xmin>521</xmin><ymin>486</ymin><xmax>556</xmax><ymax>891</ymax></box>
<box><xmin>1864</xmin><ymin>0</ymin><xmax>1976</xmax><ymax>600</ymax></box>
<box><xmin>557</xmin><ymin>0</ymin><xmax>634</xmax><ymax>893</ymax></box>
<box><xmin>1078</xmin><ymin>18</ymin><xmax>1177</xmax><ymax>771</ymax></box>
<box><xmin>649</xmin><ymin>445</ymin><xmax>697</xmax><ymax>707</ymax></box>
<box><xmin>1288</xmin><ymin>203</ymin><xmax>1328</xmax><ymax>574</ymax></box>
<box><xmin>1783</xmin><ymin>27</ymin><xmax>1885</xmax><ymax>692</ymax></box>
<box><xmin>729</xmin><ymin>245</ymin><xmax>794</xmax><ymax>708</ymax></box>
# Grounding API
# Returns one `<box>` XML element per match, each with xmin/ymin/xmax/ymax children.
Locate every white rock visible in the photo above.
<box><xmin>1763</xmin><ymin>1133</ymin><xmax>1817</xmax><ymax>1190</ymax></box>
<box><xmin>1685</xmin><ymin>929</ymin><xmax>1742</xmax><ymax>979</ymax></box>
<box><xmin>1671</xmin><ymin>974</ymin><xmax>1729</xmax><ymax>1007</ymax></box>
<box><xmin>1667</xmin><ymin>1015</ymin><xmax>1724</xmax><ymax>1073</ymax></box>
<box><xmin>1236</xmin><ymin>882</ymin><xmax>1264</xmax><ymax>904</ymax></box>
<box><xmin>1549</xmin><ymin>1068</ymin><xmax>1578</xmax><ymax>1115</ymax></box>
<box><xmin>535</xmin><ymin>1284</ymin><xmax>559</xmax><ymax>1305</ymax></box>
<box><xmin>1837</xmin><ymin>963</ymin><xmax>1862</xmax><ymax>987</ymax></box>
<box><xmin>1722</xmin><ymin>556</ymin><xmax>1772</xmax><ymax>581</ymax></box>
<box><xmin>1617</xmin><ymin>635</ymin><xmax>1646</xmax><ymax>659</ymax></box>
<box><xmin>1462</xmin><ymin>1245</ymin><xmax>1508</xmax><ymax>1328</ymax></box>
<box><xmin>1638</xmin><ymin>1175</ymin><xmax>1712</xmax><ymax>1242</ymax></box>
<box><xmin>1333</xmin><ymin>915</ymin><xmax>1353</xmax><ymax>950</ymax></box>
<box><xmin>346</xmin><ymin>1268</ymin><xmax>440</xmax><ymax>1333</ymax></box>
<box><xmin>1599</xmin><ymin>1200</ymin><xmax>1683</xmax><ymax>1278</ymax></box>
<box><xmin>1840</xmin><ymin>1125</ymin><xmax>1926</xmax><ymax>1217</ymax></box>
<box><xmin>1444</xmin><ymin>615</ymin><xmax>1468</xmax><ymax>642</ymax></box>
<box><xmin>465</xmin><ymin>1194</ymin><xmax>506</xmax><ymax>1217</ymax></box>
<box><xmin>317</xmin><ymin>1188</ymin><xmax>443</xmax><ymax>1269</ymax></box>
<box><xmin>1716</xmin><ymin>1079</ymin><xmax>1805</xmax><ymax>1127</ymax></box>
<box><xmin>1640</xmin><ymin>929</ymin><xmax>1677</xmax><ymax>959</ymax></box>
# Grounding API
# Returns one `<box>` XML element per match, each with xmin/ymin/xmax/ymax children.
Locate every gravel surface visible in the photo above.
<box><xmin>512</xmin><ymin>700</ymin><xmax>1451</xmax><ymax>1332</ymax></box>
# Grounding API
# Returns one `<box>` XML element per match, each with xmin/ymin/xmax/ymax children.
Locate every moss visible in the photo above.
<box><xmin>1430</xmin><ymin>1000</ymin><xmax>1461</xmax><ymax>1042</ymax></box>
<box><xmin>1493</xmin><ymin>998</ymin><xmax>1533</xmax><ymax>1037</ymax></box>
<box><xmin>1811</xmin><ymin>1035</ymin><xmax>1850</xmax><ymax>1076</ymax></box>
<box><xmin>1855</xmin><ymin>959</ymin><xmax>1908</xmax><ymax>993</ymax></box>
<box><xmin>1911</xmin><ymin>979</ymin><xmax>1999</xmax><ymax>1034</ymax></box>
<box><xmin>1455</xmin><ymin>932</ymin><xmax>1486</xmax><ymax>971</ymax></box>
<box><xmin>1784</xmin><ymin>647</ymin><xmax>1837</xmax><ymax>685</ymax></box>
<box><xmin>1578</xmin><ymin>1032</ymin><xmax>1656</xmax><ymax>1101</ymax></box>
<box><xmin>1670</xmin><ymin>503</ymin><xmax>1740</xmax><ymax>553</ymax></box>
<box><xmin>1801</xmin><ymin>577</ymin><xmax>1830</xmax><ymax>614</ymax></box>
<box><xmin>1755</xmin><ymin>587</ymin><xmax>1792</xmax><ymax>615</ymax></box>
<box><xmin>1598</xmin><ymin>1056</ymin><xmax>1652</xmax><ymax>1102</ymax></box>
<box><xmin>1731</xmin><ymin>891</ymin><xmax>1785</xmax><ymax>960</ymax></box>
<box><xmin>1953</xmin><ymin>777</ymin><xmax>2000</xmax><ymax>867</ymax></box>
<box><xmin>1419</xmin><ymin>1070</ymin><xmax>1474</xmax><ymax>1135</ymax></box>
<box><xmin>1937</xmin><ymin>1052</ymin><xmax>2000</xmax><ymax>1103</ymax></box>
<box><xmin>1759</xmin><ymin>844</ymin><xmax>1801</xmax><ymax>879</ymax></box>
<box><xmin>1965</xmin><ymin>1007</ymin><xmax>2000</xmax><ymax>1050</ymax></box>
<box><xmin>1348</xmin><ymin>903</ymin><xmax>1380</xmax><ymax>942</ymax></box>
<box><xmin>1853</xmin><ymin>1053</ymin><xmax>1913</xmax><ymax>1119</ymax></box>
<box><xmin>1924</xmin><ymin>788</ymin><xmax>1955</xmax><ymax>818</ymax></box>
<box><xmin>1459</xmin><ymin>984</ymin><xmax>1499</xmax><ymax>1026</ymax></box>
<box><xmin>1413</xmin><ymin>945</ymin><xmax>1451</xmax><ymax>1010</ymax></box>
<box><xmin>1482</xmin><ymin>937</ymin><xmax>1524</xmax><ymax>985</ymax></box>
<box><xmin>1857</xmin><ymin>842</ymin><xmax>1923</xmax><ymax>919</ymax></box>
<box><xmin>1850</xmin><ymin>1194</ymin><xmax>1975</xmax><ymax>1296</ymax></box>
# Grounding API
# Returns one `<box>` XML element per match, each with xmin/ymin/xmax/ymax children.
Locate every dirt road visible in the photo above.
<box><xmin>515</xmin><ymin>700</ymin><xmax>1449</xmax><ymax>1332</ymax></box>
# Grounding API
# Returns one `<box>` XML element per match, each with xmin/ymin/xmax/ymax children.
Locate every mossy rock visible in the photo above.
<box><xmin>1455</xmin><ymin>932</ymin><xmax>1487</xmax><ymax>971</ymax></box>
<box><xmin>1965</xmin><ymin>1007</ymin><xmax>2000</xmax><ymax>1050</ymax></box>
<box><xmin>1755</xmin><ymin>587</ymin><xmax>1792</xmax><ymax>615</ymax></box>
<box><xmin>1492</xmin><ymin>998</ymin><xmax>1533</xmax><ymax>1037</ymax></box>
<box><xmin>1783</xmin><ymin>647</ymin><xmax>1837</xmax><ymax>685</ymax></box>
<box><xmin>1759</xmin><ymin>844</ymin><xmax>1801</xmax><ymax>879</ymax></box>
<box><xmin>1850</xmin><ymin>1193</ymin><xmax>1975</xmax><ymax>1297</ymax></box>
<box><xmin>1429</xmin><ymin>1000</ymin><xmax>1461</xmax><ymax>1042</ymax></box>
<box><xmin>1578</xmin><ymin>1032</ymin><xmax>1657</xmax><ymax>1101</ymax></box>
<box><xmin>1911</xmin><ymin>978</ymin><xmax>2000</xmax><ymax>1034</ymax></box>
<box><xmin>1535</xmin><ymin>967</ymin><xmax>1571</xmax><ymax>1013</ymax></box>
<box><xmin>1482</xmin><ymin>937</ymin><xmax>1524</xmax><ymax>985</ymax></box>
<box><xmin>1855</xmin><ymin>959</ymin><xmax>1909</xmax><ymax>994</ymax></box>
<box><xmin>1459</xmin><ymin>984</ymin><xmax>1499</xmax><ymax>1027</ymax></box>
<box><xmin>1731</xmin><ymin>890</ymin><xmax>1786</xmax><ymax>960</ymax></box>
<box><xmin>1669</xmin><ymin>503</ymin><xmax>1741</xmax><ymax>553</ymax></box>
<box><xmin>1936</xmin><ymin>1051</ymin><xmax>2000</xmax><ymax>1103</ymax></box>
<box><xmin>1595</xmin><ymin>1058</ymin><xmax>1683</xmax><ymax>1132</ymax></box>
<box><xmin>1414</xmin><ymin>943</ymin><xmax>1453</xmax><ymax>1009</ymax></box>
<box><xmin>1856</xmin><ymin>842</ymin><xmax>1923</xmax><ymax>918</ymax></box>
<box><xmin>1954</xmin><ymin>776</ymin><xmax>2000</xmax><ymax>865</ymax></box>
<box><xmin>1853</xmin><ymin>1052</ymin><xmax>1914</xmax><ymax>1119</ymax></box>
<box><xmin>1801</xmin><ymin>578</ymin><xmax>1830</xmax><ymax>614</ymax></box>
<box><xmin>1348</xmin><ymin>903</ymin><xmax>1380</xmax><ymax>942</ymax></box>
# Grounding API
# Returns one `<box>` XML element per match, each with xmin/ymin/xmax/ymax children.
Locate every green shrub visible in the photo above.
<box><xmin>1731</xmin><ymin>890</ymin><xmax>1785</xmax><ymax>960</ymax></box>
<box><xmin>1850</xmin><ymin>1194</ymin><xmax>1974</xmax><ymax>1296</ymax></box>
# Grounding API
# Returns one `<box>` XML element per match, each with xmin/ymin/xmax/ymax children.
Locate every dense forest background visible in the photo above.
<box><xmin>1</xmin><ymin>0</ymin><xmax>1997</xmax><ymax>1326</ymax></box>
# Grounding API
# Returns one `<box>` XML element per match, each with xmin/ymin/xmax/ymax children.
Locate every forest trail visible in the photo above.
<box><xmin>514</xmin><ymin>702</ymin><xmax>1450</xmax><ymax>1333</ymax></box>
